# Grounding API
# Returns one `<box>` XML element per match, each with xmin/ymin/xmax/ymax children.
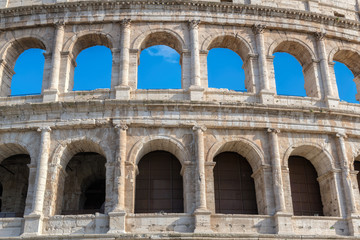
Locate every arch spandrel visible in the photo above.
<box><xmin>128</xmin><ymin>135</ymin><xmax>191</xmax><ymax>168</ymax></box>
<box><xmin>206</xmin><ymin>138</ymin><xmax>265</xmax><ymax>173</ymax></box>
<box><xmin>201</xmin><ymin>34</ymin><xmax>254</xmax><ymax>61</ymax></box>
<box><xmin>282</xmin><ymin>143</ymin><xmax>335</xmax><ymax>177</ymax></box>
<box><xmin>132</xmin><ymin>29</ymin><xmax>186</xmax><ymax>54</ymax></box>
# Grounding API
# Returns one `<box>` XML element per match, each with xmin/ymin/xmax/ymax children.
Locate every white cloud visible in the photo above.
<box><xmin>145</xmin><ymin>45</ymin><xmax>179</xmax><ymax>63</ymax></box>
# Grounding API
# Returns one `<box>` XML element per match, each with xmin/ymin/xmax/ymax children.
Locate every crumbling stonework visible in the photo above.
<box><xmin>0</xmin><ymin>0</ymin><xmax>360</xmax><ymax>239</ymax></box>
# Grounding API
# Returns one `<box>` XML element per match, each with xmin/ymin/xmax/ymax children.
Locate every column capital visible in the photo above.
<box><xmin>193</xmin><ymin>125</ymin><xmax>207</xmax><ymax>132</ymax></box>
<box><xmin>252</xmin><ymin>24</ymin><xmax>266</xmax><ymax>34</ymax></box>
<box><xmin>314</xmin><ymin>31</ymin><xmax>326</xmax><ymax>41</ymax></box>
<box><xmin>114</xmin><ymin>121</ymin><xmax>128</xmax><ymax>131</ymax></box>
<box><xmin>267</xmin><ymin>128</ymin><xmax>280</xmax><ymax>134</ymax></box>
<box><xmin>189</xmin><ymin>19</ymin><xmax>201</xmax><ymax>29</ymax></box>
<box><xmin>336</xmin><ymin>132</ymin><xmax>347</xmax><ymax>139</ymax></box>
<box><xmin>37</xmin><ymin>126</ymin><xmax>51</xmax><ymax>133</ymax></box>
<box><xmin>121</xmin><ymin>18</ymin><xmax>131</xmax><ymax>28</ymax></box>
<box><xmin>54</xmin><ymin>20</ymin><xmax>65</xmax><ymax>28</ymax></box>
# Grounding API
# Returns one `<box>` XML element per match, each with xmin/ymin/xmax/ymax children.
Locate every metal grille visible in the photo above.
<box><xmin>289</xmin><ymin>156</ymin><xmax>323</xmax><ymax>216</ymax></box>
<box><xmin>214</xmin><ymin>152</ymin><xmax>258</xmax><ymax>214</ymax></box>
<box><xmin>135</xmin><ymin>151</ymin><xmax>184</xmax><ymax>213</ymax></box>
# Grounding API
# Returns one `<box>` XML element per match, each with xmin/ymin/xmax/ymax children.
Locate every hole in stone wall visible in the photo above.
<box><xmin>138</xmin><ymin>45</ymin><xmax>181</xmax><ymax>89</ymax></box>
<box><xmin>10</xmin><ymin>49</ymin><xmax>45</xmax><ymax>97</ymax></box>
<box><xmin>273</xmin><ymin>52</ymin><xmax>306</xmax><ymax>97</ymax></box>
<box><xmin>73</xmin><ymin>46</ymin><xmax>112</xmax><ymax>91</ymax></box>
<box><xmin>207</xmin><ymin>48</ymin><xmax>246</xmax><ymax>92</ymax></box>
<box><xmin>334</xmin><ymin>61</ymin><xmax>358</xmax><ymax>103</ymax></box>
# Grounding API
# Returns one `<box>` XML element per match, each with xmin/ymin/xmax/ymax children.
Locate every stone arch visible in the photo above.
<box><xmin>51</xmin><ymin>137</ymin><xmax>109</xmax><ymax>168</ymax></box>
<box><xmin>328</xmin><ymin>47</ymin><xmax>360</xmax><ymax>76</ymax></box>
<box><xmin>0</xmin><ymin>37</ymin><xmax>47</xmax><ymax>97</ymax></box>
<box><xmin>268</xmin><ymin>37</ymin><xmax>320</xmax><ymax>97</ymax></box>
<box><xmin>282</xmin><ymin>143</ymin><xmax>335</xmax><ymax>176</ymax></box>
<box><xmin>206</xmin><ymin>138</ymin><xmax>265</xmax><ymax>173</ymax></box>
<box><xmin>0</xmin><ymin>142</ymin><xmax>31</xmax><ymax>163</ymax></box>
<box><xmin>202</xmin><ymin>34</ymin><xmax>254</xmax><ymax>60</ymax></box>
<box><xmin>64</xmin><ymin>32</ymin><xmax>114</xmax><ymax>60</ymax></box>
<box><xmin>128</xmin><ymin>135</ymin><xmax>190</xmax><ymax>168</ymax></box>
<box><xmin>133</xmin><ymin>29</ymin><xmax>185</xmax><ymax>54</ymax></box>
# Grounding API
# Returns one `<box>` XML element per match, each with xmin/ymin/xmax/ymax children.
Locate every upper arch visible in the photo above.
<box><xmin>268</xmin><ymin>37</ymin><xmax>317</xmax><ymax>66</ymax></box>
<box><xmin>201</xmin><ymin>34</ymin><xmax>254</xmax><ymax>60</ymax></box>
<box><xmin>328</xmin><ymin>46</ymin><xmax>360</xmax><ymax>76</ymax></box>
<box><xmin>132</xmin><ymin>29</ymin><xmax>185</xmax><ymax>54</ymax></box>
<box><xmin>128</xmin><ymin>135</ymin><xmax>191</xmax><ymax>167</ymax></box>
<box><xmin>206</xmin><ymin>138</ymin><xmax>265</xmax><ymax>172</ymax></box>
<box><xmin>63</xmin><ymin>32</ymin><xmax>114</xmax><ymax>59</ymax></box>
<box><xmin>282</xmin><ymin>142</ymin><xmax>335</xmax><ymax>176</ymax></box>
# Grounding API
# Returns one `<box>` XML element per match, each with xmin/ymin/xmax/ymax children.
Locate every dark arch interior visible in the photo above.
<box><xmin>61</xmin><ymin>152</ymin><xmax>106</xmax><ymax>215</ymax></box>
<box><xmin>354</xmin><ymin>161</ymin><xmax>360</xmax><ymax>192</ymax></box>
<box><xmin>0</xmin><ymin>154</ymin><xmax>30</xmax><ymax>217</ymax></box>
<box><xmin>289</xmin><ymin>156</ymin><xmax>323</xmax><ymax>216</ymax></box>
<box><xmin>135</xmin><ymin>150</ymin><xmax>183</xmax><ymax>213</ymax></box>
<box><xmin>213</xmin><ymin>152</ymin><xmax>258</xmax><ymax>214</ymax></box>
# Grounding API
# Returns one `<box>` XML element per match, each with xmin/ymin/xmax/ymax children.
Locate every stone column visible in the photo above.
<box><xmin>23</xmin><ymin>127</ymin><xmax>51</xmax><ymax>236</ymax></box>
<box><xmin>253</xmin><ymin>24</ymin><xmax>273</xmax><ymax>103</ymax></box>
<box><xmin>335</xmin><ymin>133</ymin><xmax>356</xmax><ymax>216</ymax></box>
<box><xmin>115</xmin><ymin>19</ymin><xmax>132</xmax><ymax>100</ymax></box>
<box><xmin>189</xmin><ymin>20</ymin><xmax>204</xmax><ymax>101</ymax></box>
<box><xmin>43</xmin><ymin>22</ymin><xmax>64</xmax><ymax>102</ymax></box>
<box><xmin>315</xmin><ymin>32</ymin><xmax>339</xmax><ymax>107</ymax></box>
<box><xmin>267</xmin><ymin>128</ymin><xmax>293</xmax><ymax>235</ymax></box>
<box><xmin>193</xmin><ymin>125</ymin><xmax>211</xmax><ymax>233</ymax></box>
<box><xmin>108</xmin><ymin>122</ymin><xmax>128</xmax><ymax>233</ymax></box>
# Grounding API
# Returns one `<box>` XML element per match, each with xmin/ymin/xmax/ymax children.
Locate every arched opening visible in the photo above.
<box><xmin>332</xmin><ymin>50</ymin><xmax>360</xmax><ymax>103</ymax></box>
<box><xmin>207</xmin><ymin>48</ymin><xmax>246</xmax><ymax>91</ymax></box>
<box><xmin>0</xmin><ymin>182</ymin><xmax>2</xmax><ymax>211</ymax></box>
<box><xmin>289</xmin><ymin>156</ymin><xmax>323</xmax><ymax>216</ymax></box>
<box><xmin>61</xmin><ymin>152</ymin><xmax>106</xmax><ymax>215</ymax></box>
<box><xmin>73</xmin><ymin>46</ymin><xmax>112</xmax><ymax>91</ymax></box>
<box><xmin>11</xmin><ymin>49</ymin><xmax>45</xmax><ymax>96</ymax></box>
<box><xmin>354</xmin><ymin>161</ymin><xmax>360</xmax><ymax>192</ymax></box>
<box><xmin>138</xmin><ymin>45</ymin><xmax>181</xmax><ymax>89</ymax></box>
<box><xmin>137</xmin><ymin>32</ymin><xmax>183</xmax><ymax>89</ymax></box>
<box><xmin>0</xmin><ymin>154</ymin><xmax>30</xmax><ymax>217</ymax></box>
<box><xmin>0</xmin><ymin>37</ymin><xmax>46</xmax><ymax>97</ymax></box>
<box><xmin>135</xmin><ymin>151</ymin><xmax>183</xmax><ymax>213</ymax></box>
<box><xmin>213</xmin><ymin>152</ymin><xmax>258</xmax><ymax>214</ymax></box>
<box><xmin>272</xmin><ymin>40</ymin><xmax>319</xmax><ymax>98</ymax></box>
<box><xmin>273</xmin><ymin>52</ymin><xmax>306</xmax><ymax>97</ymax></box>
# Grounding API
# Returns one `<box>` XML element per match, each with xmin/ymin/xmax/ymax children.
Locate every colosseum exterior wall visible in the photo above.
<box><xmin>1</xmin><ymin>0</ymin><xmax>360</xmax><ymax>239</ymax></box>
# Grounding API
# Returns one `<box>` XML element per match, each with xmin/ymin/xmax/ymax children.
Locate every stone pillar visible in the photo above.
<box><xmin>43</xmin><ymin>22</ymin><xmax>64</xmax><ymax>102</ymax></box>
<box><xmin>188</xmin><ymin>20</ymin><xmax>204</xmax><ymax>101</ymax></box>
<box><xmin>193</xmin><ymin>125</ymin><xmax>211</xmax><ymax>233</ymax></box>
<box><xmin>108</xmin><ymin>122</ymin><xmax>128</xmax><ymax>234</ymax></box>
<box><xmin>23</xmin><ymin>127</ymin><xmax>51</xmax><ymax>236</ymax></box>
<box><xmin>253</xmin><ymin>24</ymin><xmax>273</xmax><ymax>103</ymax></box>
<box><xmin>315</xmin><ymin>32</ymin><xmax>339</xmax><ymax>107</ymax></box>
<box><xmin>335</xmin><ymin>133</ymin><xmax>357</xmax><ymax>216</ymax></box>
<box><xmin>115</xmin><ymin>19</ymin><xmax>132</xmax><ymax>100</ymax></box>
<box><xmin>267</xmin><ymin>128</ymin><xmax>293</xmax><ymax>235</ymax></box>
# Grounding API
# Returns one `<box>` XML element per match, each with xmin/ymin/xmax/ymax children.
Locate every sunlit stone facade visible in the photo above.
<box><xmin>1</xmin><ymin>0</ymin><xmax>360</xmax><ymax>239</ymax></box>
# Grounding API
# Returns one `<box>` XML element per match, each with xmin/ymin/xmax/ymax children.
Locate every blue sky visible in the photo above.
<box><xmin>10</xmin><ymin>45</ymin><xmax>358</xmax><ymax>104</ymax></box>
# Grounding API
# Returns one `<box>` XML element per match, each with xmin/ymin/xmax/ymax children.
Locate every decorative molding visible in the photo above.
<box><xmin>37</xmin><ymin>126</ymin><xmax>51</xmax><ymax>132</ymax></box>
<box><xmin>193</xmin><ymin>124</ymin><xmax>207</xmax><ymax>132</ymax></box>
<box><xmin>267</xmin><ymin>128</ymin><xmax>280</xmax><ymax>134</ymax></box>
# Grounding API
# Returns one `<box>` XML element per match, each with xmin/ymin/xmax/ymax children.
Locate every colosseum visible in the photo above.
<box><xmin>1</xmin><ymin>0</ymin><xmax>360</xmax><ymax>239</ymax></box>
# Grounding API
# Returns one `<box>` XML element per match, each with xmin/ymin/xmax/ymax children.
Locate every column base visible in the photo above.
<box><xmin>43</xmin><ymin>89</ymin><xmax>59</xmax><ymax>102</ymax></box>
<box><xmin>22</xmin><ymin>213</ymin><xmax>43</xmax><ymax>236</ymax></box>
<box><xmin>348</xmin><ymin>214</ymin><xmax>360</xmax><ymax>236</ymax></box>
<box><xmin>193</xmin><ymin>208</ymin><xmax>212</xmax><ymax>233</ymax></box>
<box><xmin>107</xmin><ymin>210</ymin><xmax>126</xmax><ymax>234</ymax></box>
<box><xmin>115</xmin><ymin>85</ymin><xmax>131</xmax><ymax>100</ymax></box>
<box><xmin>325</xmin><ymin>96</ymin><xmax>339</xmax><ymax>108</ymax></box>
<box><xmin>189</xmin><ymin>85</ymin><xmax>204</xmax><ymax>101</ymax></box>
<box><xmin>259</xmin><ymin>90</ymin><xmax>275</xmax><ymax>104</ymax></box>
<box><xmin>274</xmin><ymin>212</ymin><xmax>293</xmax><ymax>235</ymax></box>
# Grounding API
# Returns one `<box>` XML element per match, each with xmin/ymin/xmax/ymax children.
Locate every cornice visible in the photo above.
<box><xmin>0</xmin><ymin>0</ymin><xmax>359</xmax><ymax>31</ymax></box>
